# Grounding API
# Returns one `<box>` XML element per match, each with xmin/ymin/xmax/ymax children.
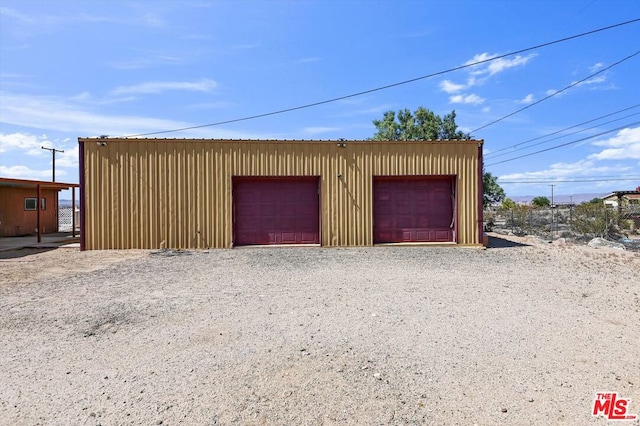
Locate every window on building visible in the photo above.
<box><xmin>24</xmin><ymin>198</ymin><xmax>46</xmax><ymax>211</ymax></box>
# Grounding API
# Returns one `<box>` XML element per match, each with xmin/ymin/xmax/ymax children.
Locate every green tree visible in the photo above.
<box><xmin>588</xmin><ymin>197</ymin><xmax>603</xmax><ymax>204</ymax></box>
<box><xmin>483</xmin><ymin>171</ymin><xmax>506</xmax><ymax>207</ymax></box>
<box><xmin>531</xmin><ymin>196</ymin><xmax>551</xmax><ymax>207</ymax></box>
<box><xmin>371</xmin><ymin>107</ymin><xmax>505</xmax><ymax>207</ymax></box>
<box><xmin>371</xmin><ymin>107</ymin><xmax>468</xmax><ymax>141</ymax></box>
<box><xmin>500</xmin><ymin>198</ymin><xmax>517</xmax><ymax>209</ymax></box>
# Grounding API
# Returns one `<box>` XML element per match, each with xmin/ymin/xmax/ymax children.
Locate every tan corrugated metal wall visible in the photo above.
<box><xmin>80</xmin><ymin>139</ymin><xmax>482</xmax><ymax>249</ymax></box>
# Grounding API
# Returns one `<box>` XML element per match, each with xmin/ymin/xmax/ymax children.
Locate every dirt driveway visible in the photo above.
<box><xmin>1</xmin><ymin>235</ymin><xmax>639</xmax><ymax>425</ymax></box>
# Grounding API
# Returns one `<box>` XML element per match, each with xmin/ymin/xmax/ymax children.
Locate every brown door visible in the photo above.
<box><xmin>233</xmin><ymin>177</ymin><xmax>320</xmax><ymax>246</ymax></box>
<box><xmin>373</xmin><ymin>176</ymin><xmax>454</xmax><ymax>243</ymax></box>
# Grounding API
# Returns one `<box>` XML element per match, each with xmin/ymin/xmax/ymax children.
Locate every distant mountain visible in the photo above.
<box><xmin>60</xmin><ymin>195</ymin><xmax>610</xmax><ymax>208</ymax></box>
<box><xmin>509</xmin><ymin>193</ymin><xmax>607</xmax><ymax>204</ymax></box>
<box><xmin>58</xmin><ymin>199</ymin><xmax>79</xmax><ymax>208</ymax></box>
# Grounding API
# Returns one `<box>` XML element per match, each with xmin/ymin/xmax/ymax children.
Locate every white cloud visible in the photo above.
<box><xmin>518</xmin><ymin>94</ymin><xmax>534</xmax><ymax>104</ymax></box>
<box><xmin>544</xmin><ymin>68</ymin><xmax>611</xmax><ymax>100</ymax></box>
<box><xmin>499</xmin><ymin>159</ymin><xmax>627</xmax><ymax>181</ymax></box>
<box><xmin>56</xmin><ymin>146</ymin><xmax>79</xmax><ymax>168</ymax></box>
<box><xmin>0</xmin><ymin>92</ymin><xmax>268</xmax><ymax>139</ymax></box>
<box><xmin>571</xmin><ymin>75</ymin><xmax>606</xmax><ymax>87</ymax></box>
<box><xmin>465</xmin><ymin>53</ymin><xmax>536</xmax><ymax>76</ymax></box>
<box><xmin>140</xmin><ymin>12</ymin><xmax>164</xmax><ymax>27</ymax></box>
<box><xmin>495</xmin><ymin>128</ymin><xmax>639</xmax><ymax>195</ymax></box>
<box><xmin>302</xmin><ymin>126</ymin><xmax>342</xmax><ymax>136</ymax></box>
<box><xmin>111</xmin><ymin>78</ymin><xmax>217</xmax><ymax>95</ymax></box>
<box><xmin>464</xmin><ymin>52</ymin><xmax>498</xmax><ymax>66</ymax></box>
<box><xmin>439</xmin><ymin>52</ymin><xmax>535</xmax><ymax>101</ymax></box>
<box><xmin>0</xmin><ymin>132</ymin><xmax>51</xmax><ymax>156</ymax></box>
<box><xmin>497</xmin><ymin>129</ymin><xmax>639</xmax><ymax>187</ymax></box>
<box><xmin>439</xmin><ymin>80</ymin><xmax>466</xmax><ymax>94</ymax></box>
<box><xmin>481</xmin><ymin>106</ymin><xmax>491</xmax><ymax>113</ymax></box>
<box><xmin>0</xmin><ymin>6</ymin><xmax>35</xmax><ymax>24</ymax></box>
<box><xmin>0</xmin><ymin>165</ymin><xmax>65</xmax><ymax>179</ymax></box>
<box><xmin>1</xmin><ymin>4</ymin><xmax>168</xmax><ymax>31</ymax></box>
<box><xmin>449</xmin><ymin>94</ymin><xmax>485</xmax><ymax>105</ymax></box>
<box><xmin>486</xmin><ymin>54</ymin><xmax>536</xmax><ymax>75</ymax></box>
<box><xmin>589</xmin><ymin>62</ymin><xmax>604</xmax><ymax>72</ymax></box>
<box><xmin>589</xmin><ymin>127</ymin><xmax>640</xmax><ymax>160</ymax></box>
<box><xmin>70</xmin><ymin>92</ymin><xmax>92</xmax><ymax>102</ymax></box>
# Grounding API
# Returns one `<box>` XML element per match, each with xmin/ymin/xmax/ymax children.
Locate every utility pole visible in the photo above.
<box><xmin>41</xmin><ymin>146</ymin><xmax>64</xmax><ymax>182</ymax></box>
<box><xmin>569</xmin><ymin>195</ymin><xmax>573</xmax><ymax>223</ymax></box>
<box><xmin>549</xmin><ymin>184</ymin><xmax>556</xmax><ymax>237</ymax></box>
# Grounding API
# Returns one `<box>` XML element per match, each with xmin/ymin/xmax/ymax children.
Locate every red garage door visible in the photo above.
<box><xmin>373</xmin><ymin>176</ymin><xmax>454</xmax><ymax>243</ymax></box>
<box><xmin>233</xmin><ymin>177</ymin><xmax>320</xmax><ymax>246</ymax></box>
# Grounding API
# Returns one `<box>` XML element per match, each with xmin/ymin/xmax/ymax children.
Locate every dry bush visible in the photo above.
<box><xmin>570</xmin><ymin>203</ymin><xmax>616</xmax><ymax>238</ymax></box>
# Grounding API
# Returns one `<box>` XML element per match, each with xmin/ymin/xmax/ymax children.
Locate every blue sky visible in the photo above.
<box><xmin>1</xmin><ymin>0</ymin><xmax>639</xmax><ymax>199</ymax></box>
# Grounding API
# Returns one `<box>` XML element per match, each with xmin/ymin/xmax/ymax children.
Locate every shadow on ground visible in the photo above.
<box><xmin>0</xmin><ymin>248</ymin><xmax>58</xmax><ymax>260</ymax></box>
<box><xmin>487</xmin><ymin>235</ymin><xmax>530</xmax><ymax>249</ymax></box>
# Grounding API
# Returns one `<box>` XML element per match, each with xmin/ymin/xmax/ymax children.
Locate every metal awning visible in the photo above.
<box><xmin>0</xmin><ymin>177</ymin><xmax>79</xmax><ymax>190</ymax></box>
<box><xmin>0</xmin><ymin>177</ymin><xmax>79</xmax><ymax>242</ymax></box>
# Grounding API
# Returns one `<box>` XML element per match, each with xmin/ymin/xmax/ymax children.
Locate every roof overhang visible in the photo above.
<box><xmin>611</xmin><ymin>191</ymin><xmax>640</xmax><ymax>197</ymax></box>
<box><xmin>0</xmin><ymin>177</ymin><xmax>79</xmax><ymax>191</ymax></box>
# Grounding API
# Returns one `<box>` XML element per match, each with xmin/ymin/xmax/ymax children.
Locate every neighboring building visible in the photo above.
<box><xmin>602</xmin><ymin>189</ymin><xmax>640</xmax><ymax>208</ymax></box>
<box><xmin>78</xmin><ymin>138</ymin><xmax>484</xmax><ymax>250</ymax></box>
<box><xmin>0</xmin><ymin>178</ymin><xmax>79</xmax><ymax>237</ymax></box>
<box><xmin>602</xmin><ymin>188</ymin><xmax>640</xmax><ymax>230</ymax></box>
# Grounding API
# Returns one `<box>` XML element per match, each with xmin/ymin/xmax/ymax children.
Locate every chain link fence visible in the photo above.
<box><xmin>484</xmin><ymin>204</ymin><xmax>640</xmax><ymax>250</ymax></box>
<box><xmin>58</xmin><ymin>206</ymin><xmax>79</xmax><ymax>232</ymax></box>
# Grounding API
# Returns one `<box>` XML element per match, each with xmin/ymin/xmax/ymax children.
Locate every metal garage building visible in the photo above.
<box><xmin>78</xmin><ymin>138</ymin><xmax>483</xmax><ymax>250</ymax></box>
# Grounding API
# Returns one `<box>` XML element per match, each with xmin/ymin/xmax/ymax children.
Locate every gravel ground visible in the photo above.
<box><xmin>0</xmin><ymin>235</ymin><xmax>639</xmax><ymax>425</ymax></box>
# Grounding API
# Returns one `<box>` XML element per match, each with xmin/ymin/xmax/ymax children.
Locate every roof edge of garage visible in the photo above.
<box><xmin>0</xmin><ymin>177</ymin><xmax>79</xmax><ymax>190</ymax></box>
<box><xmin>78</xmin><ymin>137</ymin><xmax>483</xmax><ymax>145</ymax></box>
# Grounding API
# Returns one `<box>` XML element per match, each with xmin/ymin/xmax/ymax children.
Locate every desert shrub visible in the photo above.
<box><xmin>501</xmin><ymin>198</ymin><xmax>517</xmax><ymax>209</ymax></box>
<box><xmin>502</xmin><ymin>204</ymin><xmax>533</xmax><ymax>235</ymax></box>
<box><xmin>571</xmin><ymin>203</ymin><xmax>617</xmax><ymax>238</ymax></box>
<box><xmin>484</xmin><ymin>211</ymin><xmax>496</xmax><ymax>231</ymax></box>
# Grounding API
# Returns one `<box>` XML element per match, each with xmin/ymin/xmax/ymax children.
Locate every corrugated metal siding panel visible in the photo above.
<box><xmin>0</xmin><ymin>187</ymin><xmax>58</xmax><ymax>237</ymax></box>
<box><xmin>82</xmin><ymin>139</ymin><xmax>481</xmax><ymax>249</ymax></box>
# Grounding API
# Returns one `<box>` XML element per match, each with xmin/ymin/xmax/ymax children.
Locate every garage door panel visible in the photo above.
<box><xmin>233</xmin><ymin>177</ymin><xmax>320</xmax><ymax>246</ymax></box>
<box><xmin>280</xmin><ymin>232</ymin><xmax>296</xmax><ymax>244</ymax></box>
<box><xmin>434</xmin><ymin>230</ymin><xmax>451</xmax><ymax>241</ymax></box>
<box><xmin>300</xmin><ymin>232</ymin><xmax>318</xmax><ymax>243</ymax></box>
<box><xmin>374</xmin><ymin>177</ymin><xmax>454</xmax><ymax>243</ymax></box>
<box><xmin>415</xmin><ymin>230</ymin><xmax>430</xmax><ymax>240</ymax></box>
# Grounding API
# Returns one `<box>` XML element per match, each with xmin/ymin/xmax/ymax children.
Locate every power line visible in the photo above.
<box><xmin>485</xmin><ymin>120</ymin><xmax>640</xmax><ymax>166</ymax></box>
<box><xmin>485</xmin><ymin>104</ymin><xmax>640</xmax><ymax>158</ymax></box>
<box><xmin>469</xmin><ymin>49</ymin><xmax>640</xmax><ymax>134</ymax></box>
<box><xmin>500</xmin><ymin>174</ymin><xmax>640</xmax><ymax>180</ymax></box>
<box><xmin>121</xmin><ymin>18</ymin><xmax>640</xmax><ymax>138</ymax></box>
<box><xmin>486</xmin><ymin>111</ymin><xmax>640</xmax><ymax>159</ymax></box>
<box><xmin>499</xmin><ymin>178</ymin><xmax>640</xmax><ymax>183</ymax></box>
